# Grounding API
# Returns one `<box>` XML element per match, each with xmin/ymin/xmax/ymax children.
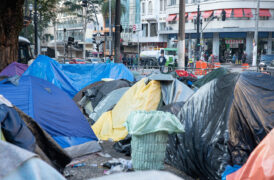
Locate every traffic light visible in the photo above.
<box><xmin>120</xmin><ymin>25</ymin><xmax>123</xmax><ymax>33</ymax></box>
<box><xmin>82</xmin><ymin>0</ymin><xmax>87</xmax><ymax>7</ymax></box>
<box><xmin>221</xmin><ymin>10</ymin><xmax>226</xmax><ymax>21</ymax></box>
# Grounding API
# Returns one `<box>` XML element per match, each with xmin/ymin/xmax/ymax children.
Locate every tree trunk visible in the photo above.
<box><xmin>0</xmin><ymin>0</ymin><xmax>25</xmax><ymax>72</ymax></box>
<box><xmin>114</xmin><ymin>0</ymin><xmax>121</xmax><ymax>63</ymax></box>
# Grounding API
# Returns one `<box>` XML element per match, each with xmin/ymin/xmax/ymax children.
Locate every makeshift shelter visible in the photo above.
<box><xmin>73</xmin><ymin>81</ymin><xmax>103</xmax><ymax>104</ymax></box>
<box><xmin>148</xmin><ymin>74</ymin><xmax>194</xmax><ymax>105</ymax></box>
<box><xmin>0</xmin><ymin>96</ymin><xmax>71</xmax><ymax>172</ymax></box>
<box><xmin>0</xmin><ymin>62</ymin><xmax>28</xmax><ymax>77</ymax></box>
<box><xmin>0</xmin><ymin>76</ymin><xmax>97</xmax><ymax>148</ymax></box>
<box><xmin>193</xmin><ymin>67</ymin><xmax>229</xmax><ymax>88</ymax></box>
<box><xmin>89</xmin><ymin>87</ymin><xmax>130</xmax><ymax>122</ymax></box>
<box><xmin>77</xmin><ymin>80</ymin><xmax>132</xmax><ymax>118</ymax></box>
<box><xmin>166</xmin><ymin>72</ymin><xmax>274</xmax><ymax>179</ymax></box>
<box><xmin>92</xmin><ymin>78</ymin><xmax>161</xmax><ymax>141</ymax></box>
<box><xmin>226</xmin><ymin>128</ymin><xmax>274</xmax><ymax>180</ymax></box>
<box><xmin>0</xmin><ymin>140</ymin><xmax>65</xmax><ymax>180</ymax></box>
<box><xmin>23</xmin><ymin>55</ymin><xmax>134</xmax><ymax>97</ymax></box>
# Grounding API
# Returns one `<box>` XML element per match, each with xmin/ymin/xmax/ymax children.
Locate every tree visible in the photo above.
<box><xmin>100</xmin><ymin>0</ymin><xmax>126</xmax><ymax>24</ymax></box>
<box><xmin>0</xmin><ymin>0</ymin><xmax>25</xmax><ymax>72</ymax></box>
<box><xmin>21</xmin><ymin>0</ymin><xmax>61</xmax><ymax>44</ymax></box>
<box><xmin>0</xmin><ymin>0</ymin><xmax>61</xmax><ymax>72</ymax></box>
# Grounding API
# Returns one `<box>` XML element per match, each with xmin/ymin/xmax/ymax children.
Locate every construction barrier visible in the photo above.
<box><xmin>214</xmin><ymin>62</ymin><xmax>221</xmax><ymax>69</ymax></box>
<box><xmin>195</xmin><ymin>61</ymin><xmax>208</xmax><ymax>75</ymax></box>
<box><xmin>241</xmin><ymin>63</ymin><xmax>249</xmax><ymax>71</ymax></box>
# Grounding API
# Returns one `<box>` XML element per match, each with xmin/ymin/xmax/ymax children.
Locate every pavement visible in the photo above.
<box><xmin>64</xmin><ymin>141</ymin><xmax>193</xmax><ymax>180</ymax></box>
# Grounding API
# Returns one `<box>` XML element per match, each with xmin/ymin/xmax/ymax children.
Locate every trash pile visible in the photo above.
<box><xmin>0</xmin><ymin>55</ymin><xmax>273</xmax><ymax>180</ymax></box>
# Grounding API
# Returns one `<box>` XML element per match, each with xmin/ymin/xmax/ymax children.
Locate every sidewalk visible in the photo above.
<box><xmin>64</xmin><ymin>141</ymin><xmax>193</xmax><ymax>180</ymax></box>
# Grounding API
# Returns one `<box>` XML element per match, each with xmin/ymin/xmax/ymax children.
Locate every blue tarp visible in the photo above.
<box><xmin>23</xmin><ymin>55</ymin><xmax>134</xmax><ymax>97</ymax></box>
<box><xmin>0</xmin><ymin>76</ymin><xmax>97</xmax><ymax>148</ymax></box>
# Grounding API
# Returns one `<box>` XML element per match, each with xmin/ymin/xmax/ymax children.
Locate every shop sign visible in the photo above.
<box><xmin>225</xmin><ymin>39</ymin><xmax>244</xmax><ymax>45</ymax></box>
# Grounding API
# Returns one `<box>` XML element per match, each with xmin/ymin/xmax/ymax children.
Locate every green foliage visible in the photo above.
<box><xmin>20</xmin><ymin>0</ymin><xmax>61</xmax><ymax>43</ymax></box>
<box><xmin>100</xmin><ymin>0</ymin><xmax>126</xmax><ymax>23</ymax></box>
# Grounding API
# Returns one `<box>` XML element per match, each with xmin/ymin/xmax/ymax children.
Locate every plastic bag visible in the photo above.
<box><xmin>125</xmin><ymin>111</ymin><xmax>184</xmax><ymax>135</ymax></box>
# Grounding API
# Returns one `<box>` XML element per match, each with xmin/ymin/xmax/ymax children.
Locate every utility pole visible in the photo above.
<box><xmin>253</xmin><ymin>0</ymin><xmax>260</xmax><ymax>67</ymax></box>
<box><xmin>83</xmin><ymin>6</ymin><xmax>87</xmax><ymax>60</ymax></box>
<box><xmin>178</xmin><ymin>0</ymin><xmax>186</xmax><ymax>68</ymax></box>
<box><xmin>54</xmin><ymin>21</ymin><xmax>58</xmax><ymax>59</ymax></box>
<box><xmin>34</xmin><ymin>0</ymin><xmax>38</xmax><ymax>57</ymax></box>
<box><xmin>196</xmin><ymin>4</ymin><xmax>200</xmax><ymax>61</ymax></box>
<box><xmin>109</xmin><ymin>0</ymin><xmax>112</xmax><ymax>56</ymax></box>
<box><xmin>114</xmin><ymin>0</ymin><xmax>121</xmax><ymax>62</ymax></box>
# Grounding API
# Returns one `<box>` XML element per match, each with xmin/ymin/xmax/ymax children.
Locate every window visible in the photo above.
<box><xmin>169</xmin><ymin>0</ymin><xmax>176</xmax><ymax>5</ymax></box>
<box><xmin>148</xmin><ymin>1</ymin><xmax>153</xmax><ymax>15</ymax></box>
<box><xmin>164</xmin><ymin>0</ymin><xmax>167</xmax><ymax>10</ymax></box>
<box><xmin>142</xmin><ymin>24</ymin><xmax>148</xmax><ymax>37</ymax></box>
<box><xmin>160</xmin><ymin>0</ymin><xmax>163</xmax><ymax>11</ymax></box>
<box><xmin>160</xmin><ymin>22</ymin><xmax>166</xmax><ymax>31</ymax></box>
<box><xmin>142</xmin><ymin>2</ymin><xmax>145</xmax><ymax>15</ymax></box>
<box><xmin>150</xmin><ymin>23</ymin><xmax>158</xmax><ymax>37</ymax></box>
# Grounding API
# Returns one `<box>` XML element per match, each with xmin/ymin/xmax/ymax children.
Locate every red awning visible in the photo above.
<box><xmin>244</xmin><ymin>8</ymin><xmax>253</xmax><ymax>17</ymax></box>
<box><xmin>214</xmin><ymin>9</ymin><xmax>222</xmax><ymax>17</ymax></box>
<box><xmin>259</xmin><ymin>9</ymin><xmax>271</xmax><ymax>17</ymax></box>
<box><xmin>176</xmin><ymin>13</ymin><xmax>188</xmax><ymax>21</ymax></box>
<box><xmin>166</xmin><ymin>14</ymin><xmax>177</xmax><ymax>22</ymax></box>
<box><xmin>202</xmin><ymin>10</ymin><xmax>213</xmax><ymax>18</ymax></box>
<box><xmin>234</xmin><ymin>9</ymin><xmax>243</xmax><ymax>18</ymax></box>
<box><xmin>188</xmin><ymin>12</ymin><xmax>197</xmax><ymax>20</ymax></box>
<box><xmin>225</xmin><ymin>9</ymin><xmax>232</xmax><ymax>18</ymax></box>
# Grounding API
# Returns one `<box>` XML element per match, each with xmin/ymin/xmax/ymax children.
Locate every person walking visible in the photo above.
<box><xmin>133</xmin><ymin>55</ymin><xmax>138</xmax><ymax>70</ymax></box>
<box><xmin>158</xmin><ymin>53</ymin><xmax>166</xmax><ymax>72</ymax></box>
<box><xmin>232</xmin><ymin>54</ymin><xmax>236</xmax><ymax>64</ymax></box>
<box><xmin>242</xmin><ymin>51</ymin><xmax>247</xmax><ymax>64</ymax></box>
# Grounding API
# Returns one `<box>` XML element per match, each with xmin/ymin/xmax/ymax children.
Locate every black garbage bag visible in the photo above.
<box><xmin>166</xmin><ymin>72</ymin><xmax>274</xmax><ymax>179</ymax></box>
<box><xmin>193</xmin><ymin>67</ymin><xmax>229</xmax><ymax>88</ymax></box>
<box><xmin>113</xmin><ymin>136</ymin><xmax>131</xmax><ymax>156</ymax></box>
<box><xmin>159</xmin><ymin>101</ymin><xmax>185</xmax><ymax>116</ymax></box>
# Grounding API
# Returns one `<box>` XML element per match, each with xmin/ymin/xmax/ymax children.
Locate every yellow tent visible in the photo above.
<box><xmin>92</xmin><ymin>78</ymin><xmax>161</xmax><ymax>141</ymax></box>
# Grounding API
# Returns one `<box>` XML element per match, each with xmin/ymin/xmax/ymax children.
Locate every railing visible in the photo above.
<box><xmin>125</xmin><ymin>64</ymin><xmax>217</xmax><ymax>76</ymax></box>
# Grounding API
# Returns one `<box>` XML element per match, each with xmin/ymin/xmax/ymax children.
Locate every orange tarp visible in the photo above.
<box><xmin>227</xmin><ymin>129</ymin><xmax>274</xmax><ymax>180</ymax></box>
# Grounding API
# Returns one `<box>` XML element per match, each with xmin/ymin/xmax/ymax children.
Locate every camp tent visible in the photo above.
<box><xmin>0</xmin><ymin>62</ymin><xmax>28</xmax><ymax>77</ymax></box>
<box><xmin>23</xmin><ymin>55</ymin><xmax>134</xmax><ymax>97</ymax></box>
<box><xmin>166</xmin><ymin>72</ymin><xmax>274</xmax><ymax>179</ymax></box>
<box><xmin>0</xmin><ymin>76</ymin><xmax>97</xmax><ymax>148</ymax></box>
<box><xmin>0</xmin><ymin>96</ymin><xmax>71</xmax><ymax>171</ymax></box>
<box><xmin>92</xmin><ymin>78</ymin><xmax>161</xmax><ymax>141</ymax></box>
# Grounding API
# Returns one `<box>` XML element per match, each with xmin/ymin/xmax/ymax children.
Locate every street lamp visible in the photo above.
<box><xmin>196</xmin><ymin>0</ymin><xmax>201</xmax><ymax>62</ymax></box>
<box><xmin>34</xmin><ymin>0</ymin><xmax>38</xmax><ymax>57</ymax></box>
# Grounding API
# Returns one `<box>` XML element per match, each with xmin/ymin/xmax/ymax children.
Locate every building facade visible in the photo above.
<box><xmin>139</xmin><ymin>0</ymin><xmax>274</xmax><ymax>62</ymax></box>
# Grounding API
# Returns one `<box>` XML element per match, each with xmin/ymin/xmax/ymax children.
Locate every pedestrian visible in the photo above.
<box><xmin>133</xmin><ymin>55</ymin><xmax>138</xmax><ymax>70</ymax></box>
<box><xmin>232</xmin><ymin>54</ymin><xmax>236</xmax><ymax>64</ymax></box>
<box><xmin>110</xmin><ymin>56</ymin><xmax>114</xmax><ymax>63</ymax></box>
<box><xmin>158</xmin><ymin>53</ymin><xmax>166</xmax><ymax>72</ymax></box>
<box><xmin>242</xmin><ymin>51</ymin><xmax>247</xmax><ymax>64</ymax></box>
<box><xmin>209</xmin><ymin>54</ymin><xmax>214</xmax><ymax>64</ymax></box>
<box><xmin>122</xmin><ymin>55</ymin><xmax>127</xmax><ymax>65</ymax></box>
<box><xmin>185</xmin><ymin>55</ymin><xmax>189</xmax><ymax>69</ymax></box>
<box><xmin>106</xmin><ymin>56</ymin><xmax>111</xmax><ymax>63</ymax></box>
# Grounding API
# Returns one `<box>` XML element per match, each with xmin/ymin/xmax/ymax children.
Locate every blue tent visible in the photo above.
<box><xmin>23</xmin><ymin>55</ymin><xmax>134</xmax><ymax>97</ymax></box>
<box><xmin>0</xmin><ymin>76</ymin><xmax>97</xmax><ymax>148</ymax></box>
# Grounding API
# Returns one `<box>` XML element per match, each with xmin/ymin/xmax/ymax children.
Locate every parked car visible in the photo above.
<box><xmin>86</xmin><ymin>58</ymin><xmax>103</xmax><ymax>64</ymax></box>
<box><xmin>69</xmin><ymin>59</ymin><xmax>86</xmax><ymax>64</ymax></box>
<box><xmin>258</xmin><ymin>54</ymin><xmax>274</xmax><ymax>70</ymax></box>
